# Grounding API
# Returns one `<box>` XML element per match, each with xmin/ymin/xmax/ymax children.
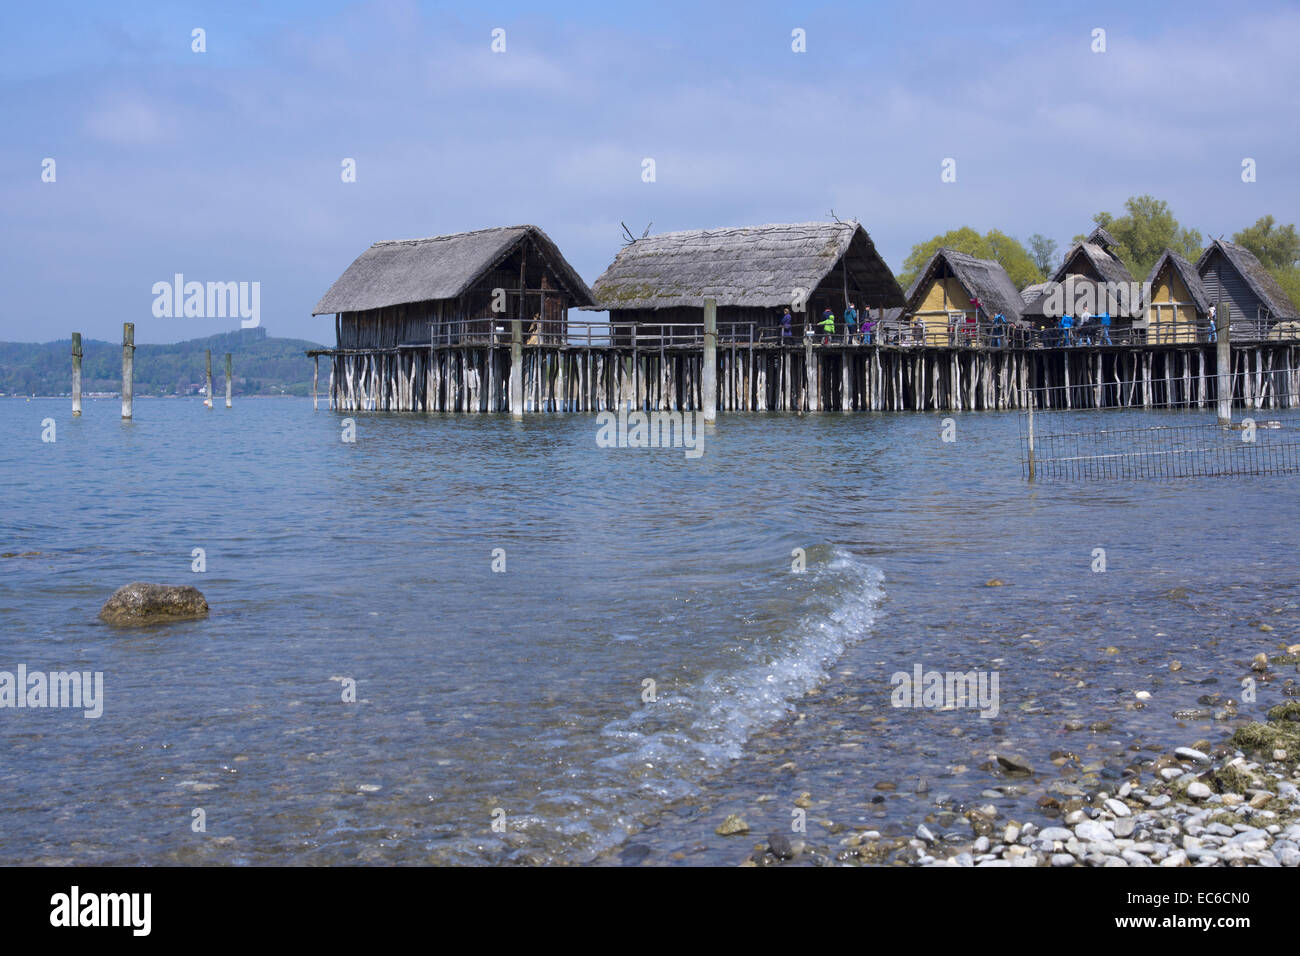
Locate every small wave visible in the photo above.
<box><xmin>435</xmin><ymin>547</ymin><xmax>885</xmax><ymax>865</ymax></box>
<box><xmin>592</xmin><ymin>548</ymin><xmax>885</xmax><ymax>818</ymax></box>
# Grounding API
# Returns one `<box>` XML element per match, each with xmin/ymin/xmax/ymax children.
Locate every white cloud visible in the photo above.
<box><xmin>82</xmin><ymin>94</ymin><xmax>171</xmax><ymax>145</ymax></box>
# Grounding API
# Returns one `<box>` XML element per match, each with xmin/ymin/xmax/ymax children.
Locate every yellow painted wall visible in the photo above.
<box><xmin>912</xmin><ymin>275</ymin><xmax>976</xmax><ymax>344</ymax></box>
<box><xmin>1148</xmin><ymin>264</ymin><xmax>1200</xmax><ymax>343</ymax></box>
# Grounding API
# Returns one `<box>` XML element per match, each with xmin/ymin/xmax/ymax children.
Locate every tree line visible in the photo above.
<box><xmin>895</xmin><ymin>195</ymin><xmax>1300</xmax><ymax>309</ymax></box>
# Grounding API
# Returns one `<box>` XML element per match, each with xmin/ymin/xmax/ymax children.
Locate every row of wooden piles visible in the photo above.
<box><xmin>325</xmin><ymin>343</ymin><xmax>1300</xmax><ymax>413</ymax></box>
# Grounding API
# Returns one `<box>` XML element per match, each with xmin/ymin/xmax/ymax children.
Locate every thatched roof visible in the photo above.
<box><xmin>1057</xmin><ymin>241</ymin><xmax>1135</xmax><ymax>288</ymax></box>
<box><xmin>1022</xmin><ymin>239</ymin><xmax>1139</xmax><ymax>317</ymax></box>
<box><xmin>905</xmin><ymin>248</ymin><xmax>1024</xmax><ymax>322</ymax></box>
<box><xmin>1145</xmin><ymin>249</ymin><xmax>1210</xmax><ymax>314</ymax></box>
<box><xmin>586</xmin><ymin>222</ymin><xmax>904</xmax><ymax>311</ymax></box>
<box><xmin>1019</xmin><ymin>282</ymin><xmax>1049</xmax><ymax>305</ymax></box>
<box><xmin>313</xmin><ymin>225</ymin><xmax>594</xmax><ymax>315</ymax></box>
<box><xmin>1087</xmin><ymin>226</ymin><xmax>1118</xmax><ymax>251</ymax></box>
<box><xmin>1195</xmin><ymin>239</ymin><xmax>1299</xmax><ymax>319</ymax></box>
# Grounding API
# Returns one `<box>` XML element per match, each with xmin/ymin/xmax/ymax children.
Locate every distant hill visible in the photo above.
<box><xmin>0</xmin><ymin>328</ymin><xmax>327</xmax><ymax>397</ymax></box>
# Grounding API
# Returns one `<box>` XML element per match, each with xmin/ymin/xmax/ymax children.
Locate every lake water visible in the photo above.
<box><xmin>1</xmin><ymin>397</ymin><xmax>1297</xmax><ymax>865</ymax></box>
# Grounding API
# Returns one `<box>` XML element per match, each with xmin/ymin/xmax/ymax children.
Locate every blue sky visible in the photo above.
<box><xmin>3</xmin><ymin>0</ymin><xmax>1299</xmax><ymax>344</ymax></box>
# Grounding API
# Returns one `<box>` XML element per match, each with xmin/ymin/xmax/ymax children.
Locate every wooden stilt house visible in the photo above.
<box><xmin>313</xmin><ymin>225</ymin><xmax>595</xmax><ymax>348</ymax></box>
<box><xmin>1022</xmin><ymin>226</ymin><xmax>1141</xmax><ymax>331</ymax></box>
<box><xmin>1144</xmin><ymin>249</ymin><xmax>1211</xmax><ymax>344</ymax></box>
<box><xmin>1195</xmin><ymin>239</ymin><xmax>1299</xmax><ymax>336</ymax></box>
<box><xmin>585</xmin><ymin>221</ymin><xmax>904</xmax><ymax>342</ymax></box>
<box><xmin>905</xmin><ymin>248</ymin><xmax>1025</xmax><ymax>346</ymax></box>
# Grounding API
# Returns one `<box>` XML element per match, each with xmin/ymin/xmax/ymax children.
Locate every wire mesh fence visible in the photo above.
<box><xmin>1019</xmin><ymin>367</ymin><xmax>1300</xmax><ymax>480</ymax></box>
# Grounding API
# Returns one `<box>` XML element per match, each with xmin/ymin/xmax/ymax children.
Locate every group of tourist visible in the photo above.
<box><xmin>1056</xmin><ymin>310</ymin><xmax>1113</xmax><ymax>346</ymax></box>
<box><xmin>779</xmin><ymin>304</ymin><xmax>879</xmax><ymax>345</ymax></box>
<box><xmin>769</xmin><ymin>305</ymin><xmax>1222</xmax><ymax>348</ymax></box>
<box><xmin>778</xmin><ymin>305</ymin><xmax>1012</xmax><ymax>347</ymax></box>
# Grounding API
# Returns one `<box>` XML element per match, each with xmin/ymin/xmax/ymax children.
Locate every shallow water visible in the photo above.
<box><xmin>0</xmin><ymin>397</ymin><xmax>1296</xmax><ymax>865</ymax></box>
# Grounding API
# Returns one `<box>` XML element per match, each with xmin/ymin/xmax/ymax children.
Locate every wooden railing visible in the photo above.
<box><xmin>422</xmin><ymin>316</ymin><xmax>1299</xmax><ymax>350</ymax></box>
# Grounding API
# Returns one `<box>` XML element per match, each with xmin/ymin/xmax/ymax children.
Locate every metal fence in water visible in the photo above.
<box><xmin>1019</xmin><ymin>368</ymin><xmax>1300</xmax><ymax>480</ymax></box>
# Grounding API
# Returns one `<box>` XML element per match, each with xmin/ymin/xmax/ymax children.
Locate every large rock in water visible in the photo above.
<box><xmin>99</xmin><ymin>582</ymin><xmax>209</xmax><ymax>626</ymax></box>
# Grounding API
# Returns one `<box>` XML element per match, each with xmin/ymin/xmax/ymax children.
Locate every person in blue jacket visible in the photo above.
<box><xmin>843</xmin><ymin>303</ymin><xmax>858</xmax><ymax>345</ymax></box>
<box><xmin>1099</xmin><ymin>311</ymin><xmax>1112</xmax><ymax>345</ymax></box>
<box><xmin>781</xmin><ymin>309</ymin><xmax>793</xmax><ymax>339</ymax></box>
<box><xmin>1060</xmin><ymin>313</ymin><xmax>1074</xmax><ymax>346</ymax></box>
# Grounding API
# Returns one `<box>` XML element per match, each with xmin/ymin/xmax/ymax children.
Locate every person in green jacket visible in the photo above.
<box><xmin>819</xmin><ymin>309</ymin><xmax>836</xmax><ymax>344</ymax></box>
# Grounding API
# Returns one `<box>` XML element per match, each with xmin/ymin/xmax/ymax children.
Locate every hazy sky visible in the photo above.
<box><xmin>4</xmin><ymin>0</ymin><xmax>1299</xmax><ymax>344</ymax></box>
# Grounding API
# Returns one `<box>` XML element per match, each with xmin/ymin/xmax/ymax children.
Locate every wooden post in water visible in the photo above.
<box><xmin>71</xmin><ymin>332</ymin><xmax>82</xmax><ymax>417</ymax></box>
<box><xmin>205</xmin><ymin>350</ymin><xmax>214</xmax><ymax>409</ymax></box>
<box><xmin>313</xmin><ymin>355</ymin><xmax>319</xmax><ymax>410</ymax></box>
<box><xmin>510</xmin><ymin>318</ymin><xmax>523</xmax><ymax>418</ymax></box>
<box><xmin>804</xmin><ymin>336</ymin><xmax>818</xmax><ymax>411</ymax></box>
<box><xmin>224</xmin><ymin>353</ymin><xmax>233</xmax><ymax>408</ymax></box>
<box><xmin>703</xmin><ymin>298</ymin><xmax>717</xmax><ymax>424</ymax></box>
<box><xmin>1026</xmin><ymin>399</ymin><xmax>1036</xmax><ymax>481</ymax></box>
<box><xmin>121</xmin><ymin>322</ymin><xmax>134</xmax><ymax>419</ymax></box>
<box><xmin>1215</xmin><ymin>302</ymin><xmax>1232</xmax><ymax>424</ymax></box>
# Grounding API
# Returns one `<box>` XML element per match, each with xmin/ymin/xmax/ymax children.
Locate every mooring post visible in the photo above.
<box><xmin>71</xmin><ymin>332</ymin><xmax>82</xmax><ymax>417</ymax></box>
<box><xmin>1215</xmin><ymin>302</ymin><xmax>1232</xmax><ymax>425</ymax></box>
<box><xmin>1026</xmin><ymin>399</ymin><xmax>1036</xmax><ymax>481</ymax></box>
<box><xmin>224</xmin><ymin>353</ymin><xmax>233</xmax><ymax>408</ymax></box>
<box><xmin>205</xmin><ymin>350</ymin><xmax>214</xmax><ymax>408</ymax></box>
<box><xmin>121</xmin><ymin>322</ymin><xmax>134</xmax><ymax>420</ymax></box>
<box><xmin>313</xmin><ymin>355</ymin><xmax>319</xmax><ymax>410</ymax></box>
<box><xmin>804</xmin><ymin>335</ymin><xmax>818</xmax><ymax>411</ymax></box>
<box><xmin>703</xmin><ymin>298</ymin><xmax>717</xmax><ymax>424</ymax></box>
<box><xmin>510</xmin><ymin>318</ymin><xmax>523</xmax><ymax>418</ymax></box>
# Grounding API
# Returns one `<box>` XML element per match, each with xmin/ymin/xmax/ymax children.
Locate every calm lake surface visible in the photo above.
<box><xmin>1</xmin><ymin>397</ymin><xmax>1297</xmax><ymax>865</ymax></box>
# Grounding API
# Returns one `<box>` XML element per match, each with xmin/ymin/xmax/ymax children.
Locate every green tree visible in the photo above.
<box><xmin>1074</xmin><ymin>195</ymin><xmax>1202</xmax><ymax>279</ymax></box>
<box><xmin>1269</xmin><ymin>267</ymin><xmax>1300</xmax><ymax>311</ymax></box>
<box><xmin>984</xmin><ymin>230</ymin><xmax>1043</xmax><ymax>288</ymax></box>
<box><xmin>1027</xmin><ymin>234</ymin><xmax>1058</xmax><ymax>277</ymax></box>
<box><xmin>898</xmin><ymin>227</ymin><xmax>1044</xmax><ymax>290</ymax></box>
<box><xmin>1232</xmin><ymin>215</ymin><xmax>1300</xmax><ymax>270</ymax></box>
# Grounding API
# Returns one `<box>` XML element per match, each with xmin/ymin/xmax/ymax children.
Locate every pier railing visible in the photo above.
<box><xmin>880</xmin><ymin>316</ymin><xmax>1289</xmax><ymax>348</ymax></box>
<box><xmin>425</xmin><ymin>315</ymin><xmax>1297</xmax><ymax>350</ymax></box>
<box><xmin>427</xmin><ymin>318</ymin><xmax>759</xmax><ymax>348</ymax></box>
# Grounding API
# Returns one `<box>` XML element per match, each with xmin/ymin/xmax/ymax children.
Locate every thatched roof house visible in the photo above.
<box><xmin>586</xmin><ymin>221</ymin><xmax>904</xmax><ymax>340</ymax></box>
<box><xmin>904</xmin><ymin>248</ymin><xmax>1025</xmax><ymax>345</ymax></box>
<box><xmin>1145</xmin><ymin>249</ymin><xmax>1210</xmax><ymax>313</ymax></box>
<box><xmin>314</xmin><ymin>225</ymin><xmax>594</xmax><ymax>349</ymax></box>
<box><xmin>1021</xmin><ymin>230</ymin><xmax>1139</xmax><ymax>323</ymax></box>
<box><xmin>1143</xmin><ymin>249</ymin><xmax>1210</xmax><ymax>343</ymax></box>
<box><xmin>907</xmin><ymin>249</ymin><xmax>1024</xmax><ymax>319</ymax></box>
<box><xmin>1195</xmin><ymin>239</ymin><xmax>1299</xmax><ymax>327</ymax></box>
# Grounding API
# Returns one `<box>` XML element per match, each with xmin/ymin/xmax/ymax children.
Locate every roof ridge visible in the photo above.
<box><xmin>634</xmin><ymin>221</ymin><xmax>855</xmax><ymax>240</ymax></box>
<box><xmin>371</xmin><ymin>225</ymin><xmax>533</xmax><ymax>247</ymax></box>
